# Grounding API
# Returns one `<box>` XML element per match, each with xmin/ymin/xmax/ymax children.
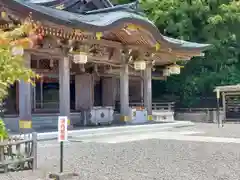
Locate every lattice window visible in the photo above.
<box><xmin>31</xmin><ymin>60</ymin><xmax>38</xmax><ymax>69</ymax></box>
<box><xmin>39</xmin><ymin>59</ymin><xmax>50</xmax><ymax>69</ymax></box>
<box><xmin>38</xmin><ymin>59</ymin><xmax>58</xmax><ymax>70</ymax></box>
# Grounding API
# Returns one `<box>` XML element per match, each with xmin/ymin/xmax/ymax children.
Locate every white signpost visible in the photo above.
<box><xmin>58</xmin><ymin>116</ymin><xmax>68</xmax><ymax>142</ymax></box>
<box><xmin>58</xmin><ymin>116</ymin><xmax>68</xmax><ymax>173</ymax></box>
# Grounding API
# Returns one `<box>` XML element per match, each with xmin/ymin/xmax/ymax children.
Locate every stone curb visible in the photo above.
<box><xmin>16</xmin><ymin>121</ymin><xmax>195</xmax><ymax>141</ymax></box>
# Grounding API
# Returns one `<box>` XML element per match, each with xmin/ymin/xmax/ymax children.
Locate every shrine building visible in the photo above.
<box><xmin>0</xmin><ymin>0</ymin><xmax>211</xmax><ymax>131</ymax></box>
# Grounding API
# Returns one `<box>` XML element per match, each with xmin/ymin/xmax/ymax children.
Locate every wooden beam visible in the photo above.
<box><xmin>224</xmin><ymin>92</ymin><xmax>240</xmax><ymax>96</ymax></box>
<box><xmin>84</xmin><ymin>39</ymin><xmax>203</xmax><ymax>57</ymax></box>
<box><xmin>100</xmin><ymin>73</ymin><xmax>142</xmax><ymax>80</ymax></box>
<box><xmin>26</xmin><ymin>48</ymin><xmax>63</xmax><ymax>58</ymax></box>
<box><xmin>108</xmin><ymin>48</ymin><xmax>121</xmax><ymax>61</ymax></box>
<box><xmin>26</xmin><ymin>39</ymin><xmax>200</xmax><ymax>69</ymax></box>
<box><xmin>152</xmin><ymin>76</ymin><xmax>167</xmax><ymax>80</ymax></box>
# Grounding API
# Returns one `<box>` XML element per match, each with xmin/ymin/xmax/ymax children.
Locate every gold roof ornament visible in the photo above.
<box><xmin>96</xmin><ymin>32</ymin><xmax>103</xmax><ymax>40</ymax></box>
<box><xmin>55</xmin><ymin>4</ymin><xmax>65</xmax><ymax>10</ymax></box>
<box><xmin>155</xmin><ymin>43</ymin><xmax>160</xmax><ymax>51</ymax></box>
<box><xmin>126</xmin><ymin>24</ymin><xmax>138</xmax><ymax>31</ymax></box>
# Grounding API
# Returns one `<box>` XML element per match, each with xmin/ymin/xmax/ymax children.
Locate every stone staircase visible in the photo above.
<box><xmin>4</xmin><ymin>113</ymin><xmax>81</xmax><ymax>132</ymax></box>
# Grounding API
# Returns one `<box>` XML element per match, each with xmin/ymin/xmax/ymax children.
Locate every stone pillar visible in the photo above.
<box><xmin>59</xmin><ymin>57</ymin><xmax>70</xmax><ymax>125</ymax></box>
<box><xmin>102</xmin><ymin>77</ymin><xmax>117</xmax><ymax>106</ymax></box>
<box><xmin>19</xmin><ymin>53</ymin><xmax>32</xmax><ymax>130</ymax></box>
<box><xmin>120</xmin><ymin>62</ymin><xmax>129</xmax><ymax>121</ymax></box>
<box><xmin>144</xmin><ymin>65</ymin><xmax>152</xmax><ymax>120</ymax></box>
<box><xmin>75</xmin><ymin>73</ymin><xmax>94</xmax><ymax>110</ymax></box>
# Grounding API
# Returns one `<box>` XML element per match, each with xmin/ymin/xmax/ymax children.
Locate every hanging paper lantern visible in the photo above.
<box><xmin>11</xmin><ymin>46</ymin><xmax>24</xmax><ymax>56</ymax></box>
<box><xmin>134</xmin><ymin>60</ymin><xmax>146</xmax><ymax>70</ymax></box>
<box><xmin>163</xmin><ymin>68</ymin><xmax>171</xmax><ymax>76</ymax></box>
<box><xmin>73</xmin><ymin>52</ymin><xmax>88</xmax><ymax>64</ymax></box>
<box><xmin>168</xmin><ymin>64</ymin><xmax>181</xmax><ymax>75</ymax></box>
<box><xmin>1</xmin><ymin>11</ymin><xmax>6</xmax><ymax>18</ymax></box>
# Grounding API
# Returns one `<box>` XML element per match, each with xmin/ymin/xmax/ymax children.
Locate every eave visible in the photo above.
<box><xmin>0</xmin><ymin>0</ymin><xmax>212</xmax><ymax>69</ymax></box>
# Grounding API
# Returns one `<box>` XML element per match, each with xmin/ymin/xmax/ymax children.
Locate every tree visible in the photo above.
<box><xmin>115</xmin><ymin>0</ymin><xmax>240</xmax><ymax>107</ymax></box>
<box><xmin>138</xmin><ymin>0</ymin><xmax>240</xmax><ymax>107</ymax></box>
<box><xmin>0</xmin><ymin>21</ymin><xmax>39</xmax><ymax>99</ymax></box>
<box><xmin>0</xmin><ymin>20</ymin><xmax>39</xmax><ymax>138</ymax></box>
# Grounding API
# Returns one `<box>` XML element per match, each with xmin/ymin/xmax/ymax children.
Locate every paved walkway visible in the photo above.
<box><xmin>2</xmin><ymin>123</ymin><xmax>240</xmax><ymax>180</ymax></box>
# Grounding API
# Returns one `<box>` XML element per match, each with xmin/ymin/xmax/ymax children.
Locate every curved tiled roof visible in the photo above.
<box><xmin>0</xmin><ymin>0</ymin><xmax>211</xmax><ymax>51</ymax></box>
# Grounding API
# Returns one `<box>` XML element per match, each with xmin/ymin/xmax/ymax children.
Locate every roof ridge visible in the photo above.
<box><xmin>83</xmin><ymin>1</ymin><xmax>141</xmax><ymax>15</ymax></box>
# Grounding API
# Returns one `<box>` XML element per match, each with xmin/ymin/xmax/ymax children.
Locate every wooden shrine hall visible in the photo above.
<box><xmin>0</xmin><ymin>0</ymin><xmax>211</xmax><ymax>130</ymax></box>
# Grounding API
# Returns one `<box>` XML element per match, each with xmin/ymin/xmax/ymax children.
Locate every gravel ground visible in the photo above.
<box><xmin>1</xmin><ymin>138</ymin><xmax>240</xmax><ymax>180</ymax></box>
<box><xmin>169</xmin><ymin>123</ymin><xmax>240</xmax><ymax>138</ymax></box>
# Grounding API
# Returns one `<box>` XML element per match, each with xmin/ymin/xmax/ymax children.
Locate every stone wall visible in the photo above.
<box><xmin>175</xmin><ymin>110</ymin><xmax>225</xmax><ymax>123</ymax></box>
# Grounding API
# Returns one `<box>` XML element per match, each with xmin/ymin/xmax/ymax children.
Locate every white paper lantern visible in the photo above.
<box><xmin>169</xmin><ymin>64</ymin><xmax>181</xmax><ymax>74</ymax></box>
<box><xmin>73</xmin><ymin>52</ymin><xmax>88</xmax><ymax>64</ymax></box>
<box><xmin>11</xmin><ymin>46</ymin><xmax>24</xmax><ymax>56</ymax></box>
<box><xmin>163</xmin><ymin>68</ymin><xmax>171</xmax><ymax>76</ymax></box>
<box><xmin>134</xmin><ymin>61</ymin><xmax>146</xmax><ymax>70</ymax></box>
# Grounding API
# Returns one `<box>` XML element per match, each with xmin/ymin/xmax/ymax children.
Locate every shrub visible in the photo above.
<box><xmin>0</xmin><ymin>118</ymin><xmax>8</xmax><ymax>140</ymax></box>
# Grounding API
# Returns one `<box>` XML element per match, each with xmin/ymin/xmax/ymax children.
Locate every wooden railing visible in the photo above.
<box><xmin>175</xmin><ymin>108</ymin><xmax>223</xmax><ymax>112</ymax></box>
<box><xmin>0</xmin><ymin>132</ymin><xmax>37</xmax><ymax>173</ymax></box>
<box><xmin>152</xmin><ymin>102</ymin><xmax>175</xmax><ymax>111</ymax></box>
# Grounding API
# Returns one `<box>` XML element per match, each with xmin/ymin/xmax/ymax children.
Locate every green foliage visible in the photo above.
<box><xmin>0</xmin><ymin>24</ymin><xmax>38</xmax><ymax>135</ymax></box>
<box><xmin>139</xmin><ymin>0</ymin><xmax>240</xmax><ymax>107</ymax></box>
<box><xmin>0</xmin><ymin>22</ymin><xmax>38</xmax><ymax>100</ymax></box>
<box><xmin>0</xmin><ymin>47</ymin><xmax>36</xmax><ymax>100</ymax></box>
<box><xmin>0</xmin><ymin>118</ymin><xmax>8</xmax><ymax>139</ymax></box>
<box><xmin>115</xmin><ymin>0</ymin><xmax>240</xmax><ymax>107</ymax></box>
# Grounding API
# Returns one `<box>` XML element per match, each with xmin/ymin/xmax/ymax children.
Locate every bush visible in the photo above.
<box><xmin>0</xmin><ymin>118</ymin><xmax>8</xmax><ymax>140</ymax></box>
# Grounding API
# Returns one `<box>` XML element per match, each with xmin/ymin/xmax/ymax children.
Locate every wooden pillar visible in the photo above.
<box><xmin>144</xmin><ymin>65</ymin><xmax>152</xmax><ymax>120</ymax></box>
<box><xmin>59</xmin><ymin>57</ymin><xmax>71</xmax><ymax>125</ymax></box>
<box><xmin>75</xmin><ymin>73</ymin><xmax>94</xmax><ymax>110</ymax></box>
<box><xmin>102</xmin><ymin>77</ymin><xmax>117</xmax><ymax>106</ymax></box>
<box><xmin>120</xmin><ymin>61</ymin><xmax>129</xmax><ymax>121</ymax></box>
<box><xmin>16</xmin><ymin>82</ymin><xmax>19</xmax><ymax>113</ymax></box>
<box><xmin>19</xmin><ymin>53</ymin><xmax>32</xmax><ymax>130</ymax></box>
